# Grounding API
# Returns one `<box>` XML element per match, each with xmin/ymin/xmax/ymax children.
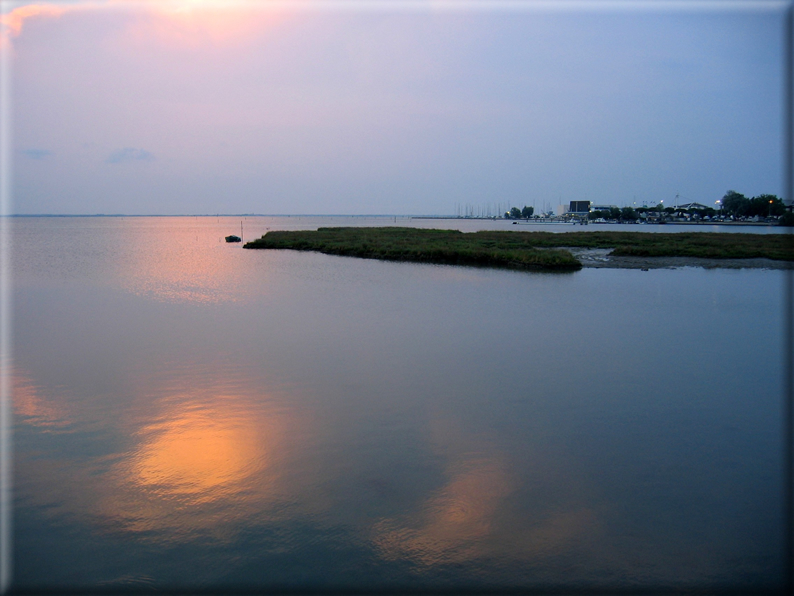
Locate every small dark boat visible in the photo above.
<box><xmin>225</xmin><ymin>235</ymin><xmax>242</xmax><ymax>243</ymax></box>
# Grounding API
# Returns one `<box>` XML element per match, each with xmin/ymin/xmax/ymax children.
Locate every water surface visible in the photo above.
<box><xmin>8</xmin><ymin>216</ymin><xmax>787</xmax><ymax>591</ymax></box>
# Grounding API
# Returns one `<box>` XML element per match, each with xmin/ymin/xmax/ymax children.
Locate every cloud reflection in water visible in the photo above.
<box><xmin>371</xmin><ymin>418</ymin><xmax>601</xmax><ymax>574</ymax></box>
<box><xmin>11</xmin><ymin>367</ymin><xmax>72</xmax><ymax>430</ymax></box>
<box><xmin>129</xmin><ymin>401</ymin><xmax>272</xmax><ymax>504</ymax></box>
<box><xmin>102</xmin><ymin>390</ymin><xmax>295</xmax><ymax>540</ymax></box>
<box><xmin>373</xmin><ymin>457</ymin><xmax>512</xmax><ymax>567</ymax></box>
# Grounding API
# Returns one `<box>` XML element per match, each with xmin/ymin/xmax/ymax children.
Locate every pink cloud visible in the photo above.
<box><xmin>0</xmin><ymin>3</ymin><xmax>67</xmax><ymax>48</ymax></box>
<box><xmin>1</xmin><ymin>1</ymin><xmax>287</xmax><ymax>52</ymax></box>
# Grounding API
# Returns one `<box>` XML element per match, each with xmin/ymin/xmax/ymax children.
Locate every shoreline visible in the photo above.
<box><xmin>411</xmin><ymin>216</ymin><xmax>781</xmax><ymax>227</ymax></box>
<box><xmin>568</xmin><ymin>248</ymin><xmax>792</xmax><ymax>270</ymax></box>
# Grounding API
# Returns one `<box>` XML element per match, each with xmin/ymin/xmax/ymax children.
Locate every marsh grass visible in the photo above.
<box><xmin>244</xmin><ymin>227</ymin><xmax>581</xmax><ymax>271</ymax></box>
<box><xmin>473</xmin><ymin>230</ymin><xmax>794</xmax><ymax>260</ymax></box>
<box><xmin>244</xmin><ymin>228</ymin><xmax>794</xmax><ymax>270</ymax></box>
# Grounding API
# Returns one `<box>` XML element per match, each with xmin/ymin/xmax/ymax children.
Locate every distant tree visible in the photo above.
<box><xmin>521</xmin><ymin>206</ymin><xmax>534</xmax><ymax>219</ymax></box>
<box><xmin>620</xmin><ymin>207</ymin><xmax>638</xmax><ymax>221</ymax></box>
<box><xmin>608</xmin><ymin>207</ymin><xmax>621</xmax><ymax>220</ymax></box>
<box><xmin>663</xmin><ymin>207</ymin><xmax>675</xmax><ymax>215</ymax></box>
<box><xmin>510</xmin><ymin>207</ymin><xmax>522</xmax><ymax>219</ymax></box>
<box><xmin>721</xmin><ymin>190</ymin><xmax>750</xmax><ymax>217</ymax></box>
<box><xmin>749</xmin><ymin>194</ymin><xmax>785</xmax><ymax>217</ymax></box>
<box><xmin>504</xmin><ymin>211</ymin><xmax>511</xmax><ymax>219</ymax></box>
<box><xmin>589</xmin><ymin>210</ymin><xmax>601</xmax><ymax>220</ymax></box>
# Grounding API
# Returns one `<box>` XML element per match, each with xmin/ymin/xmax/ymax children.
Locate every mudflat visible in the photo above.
<box><xmin>567</xmin><ymin>247</ymin><xmax>792</xmax><ymax>270</ymax></box>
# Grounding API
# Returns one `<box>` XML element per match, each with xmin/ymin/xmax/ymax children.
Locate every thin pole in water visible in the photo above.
<box><xmin>241</xmin><ymin>220</ymin><xmax>243</xmax><ymax>244</ymax></box>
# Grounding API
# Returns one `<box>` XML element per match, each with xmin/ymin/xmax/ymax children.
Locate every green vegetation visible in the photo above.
<box><xmin>244</xmin><ymin>227</ymin><xmax>581</xmax><ymax>271</ymax></box>
<box><xmin>557</xmin><ymin>231</ymin><xmax>793</xmax><ymax>260</ymax></box>
<box><xmin>244</xmin><ymin>227</ymin><xmax>794</xmax><ymax>270</ymax></box>
<box><xmin>504</xmin><ymin>206</ymin><xmax>534</xmax><ymax>219</ymax></box>
<box><xmin>458</xmin><ymin>230</ymin><xmax>793</xmax><ymax>260</ymax></box>
<box><xmin>721</xmin><ymin>190</ymin><xmax>786</xmax><ymax>218</ymax></box>
<box><xmin>589</xmin><ymin>207</ymin><xmax>622</xmax><ymax>221</ymax></box>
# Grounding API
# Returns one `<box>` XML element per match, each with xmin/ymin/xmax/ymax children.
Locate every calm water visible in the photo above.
<box><xmin>7</xmin><ymin>216</ymin><xmax>788</xmax><ymax>592</ymax></box>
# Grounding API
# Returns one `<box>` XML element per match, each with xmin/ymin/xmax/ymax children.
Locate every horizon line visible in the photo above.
<box><xmin>1</xmin><ymin>213</ymin><xmax>459</xmax><ymax>218</ymax></box>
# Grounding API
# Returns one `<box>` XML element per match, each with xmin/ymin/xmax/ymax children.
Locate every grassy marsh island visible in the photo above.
<box><xmin>244</xmin><ymin>227</ymin><xmax>581</xmax><ymax>271</ymax></box>
<box><xmin>243</xmin><ymin>228</ymin><xmax>794</xmax><ymax>271</ymax></box>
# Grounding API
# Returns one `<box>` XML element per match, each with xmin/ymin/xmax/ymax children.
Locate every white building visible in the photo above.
<box><xmin>677</xmin><ymin>202</ymin><xmax>710</xmax><ymax>211</ymax></box>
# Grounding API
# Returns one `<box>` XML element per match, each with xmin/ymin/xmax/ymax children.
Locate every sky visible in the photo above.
<box><xmin>1</xmin><ymin>0</ymin><xmax>789</xmax><ymax>215</ymax></box>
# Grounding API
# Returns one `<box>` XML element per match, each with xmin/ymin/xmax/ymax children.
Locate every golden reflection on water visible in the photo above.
<box><xmin>373</xmin><ymin>457</ymin><xmax>512</xmax><ymax>566</ymax></box>
<box><xmin>12</xmin><ymin>350</ymin><xmax>603</xmax><ymax>565</ymax></box>
<box><xmin>373</xmin><ymin>419</ymin><xmax>601</xmax><ymax>569</ymax></box>
<box><xmin>116</xmin><ymin>218</ymin><xmax>269</xmax><ymax>304</ymax></box>
<box><xmin>129</xmin><ymin>401</ymin><xmax>272</xmax><ymax>504</ymax></box>
<box><xmin>102</xmin><ymin>388</ymin><xmax>294</xmax><ymax>538</ymax></box>
<box><xmin>12</xmin><ymin>356</ymin><xmax>306</xmax><ymax>542</ymax></box>
<box><xmin>12</xmin><ymin>342</ymin><xmax>601</xmax><ymax>568</ymax></box>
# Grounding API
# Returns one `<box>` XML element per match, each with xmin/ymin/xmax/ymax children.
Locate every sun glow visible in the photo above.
<box><xmin>1</xmin><ymin>0</ymin><xmax>286</xmax><ymax>51</ymax></box>
<box><xmin>119</xmin><ymin>0</ymin><xmax>287</xmax><ymax>48</ymax></box>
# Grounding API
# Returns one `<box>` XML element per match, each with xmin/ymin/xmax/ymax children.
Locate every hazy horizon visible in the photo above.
<box><xmin>2</xmin><ymin>0</ymin><xmax>788</xmax><ymax>216</ymax></box>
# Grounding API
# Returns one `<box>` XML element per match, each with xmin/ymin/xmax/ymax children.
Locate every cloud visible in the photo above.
<box><xmin>20</xmin><ymin>148</ymin><xmax>53</xmax><ymax>160</ymax></box>
<box><xmin>2</xmin><ymin>1</ymin><xmax>284</xmax><ymax>51</ymax></box>
<box><xmin>0</xmin><ymin>2</ymin><xmax>70</xmax><ymax>49</ymax></box>
<box><xmin>1</xmin><ymin>3</ymin><xmax>66</xmax><ymax>36</ymax></box>
<box><xmin>106</xmin><ymin>147</ymin><xmax>156</xmax><ymax>164</ymax></box>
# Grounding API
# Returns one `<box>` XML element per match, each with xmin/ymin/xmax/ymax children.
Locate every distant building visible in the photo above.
<box><xmin>569</xmin><ymin>201</ymin><xmax>590</xmax><ymax>214</ymax></box>
<box><xmin>589</xmin><ymin>204</ymin><xmax>617</xmax><ymax>212</ymax></box>
<box><xmin>677</xmin><ymin>202</ymin><xmax>710</xmax><ymax>211</ymax></box>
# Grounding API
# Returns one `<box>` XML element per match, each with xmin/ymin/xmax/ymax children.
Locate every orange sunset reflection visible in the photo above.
<box><xmin>372</xmin><ymin>418</ymin><xmax>602</xmax><ymax>569</ymax></box>
<box><xmin>13</xmin><ymin>356</ymin><xmax>315</xmax><ymax>542</ymax></box>
<box><xmin>117</xmin><ymin>221</ymin><xmax>266</xmax><ymax>304</ymax></box>
<box><xmin>85</xmin><ymin>369</ymin><xmax>306</xmax><ymax>541</ymax></box>
<box><xmin>95</xmin><ymin>377</ymin><xmax>306</xmax><ymax>539</ymax></box>
<box><xmin>373</xmin><ymin>457</ymin><xmax>512</xmax><ymax>566</ymax></box>
<box><xmin>129</xmin><ymin>402</ymin><xmax>271</xmax><ymax>504</ymax></box>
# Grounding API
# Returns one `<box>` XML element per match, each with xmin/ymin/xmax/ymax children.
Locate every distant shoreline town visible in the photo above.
<box><xmin>6</xmin><ymin>191</ymin><xmax>791</xmax><ymax>224</ymax></box>
<box><xmin>447</xmin><ymin>191</ymin><xmax>794</xmax><ymax>226</ymax></box>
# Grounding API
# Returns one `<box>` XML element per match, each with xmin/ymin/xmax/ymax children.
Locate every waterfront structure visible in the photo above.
<box><xmin>569</xmin><ymin>201</ymin><xmax>591</xmax><ymax>213</ymax></box>
<box><xmin>677</xmin><ymin>202</ymin><xmax>710</xmax><ymax>211</ymax></box>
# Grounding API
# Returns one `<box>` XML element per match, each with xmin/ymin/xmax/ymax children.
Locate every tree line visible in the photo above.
<box><xmin>720</xmin><ymin>191</ymin><xmax>786</xmax><ymax>218</ymax></box>
<box><xmin>503</xmin><ymin>191</ymin><xmax>791</xmax><ymax>223</ymax></box>
<box><xmin>504</xmin><ymin>206</ymin><xmax>534</xmax><ymax>219</ymax></box>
